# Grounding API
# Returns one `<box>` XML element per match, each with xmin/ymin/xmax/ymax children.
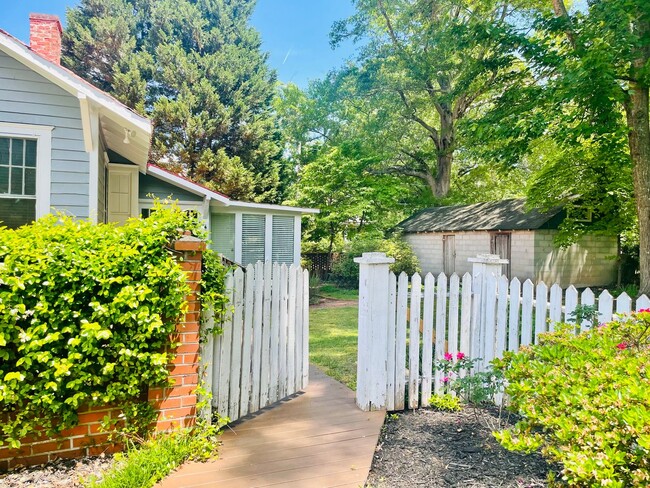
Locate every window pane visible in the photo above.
<box><xmin>24</xmin><ymin>168</ymin><xmax>36</xmax><ymax>195</ymax></box>
<box><xmin>24</xmin><ymin>140</ymin><xmax>37</xmax><ymax>168</ymax></box>
<box><xmin>0</xmin><ymin>198</ymin><xmax>35</xmax><ymax>229</ymax></box>
<box><xmin>0</xmin><ymin>167</ymin><xmax>8</xmax><ymax>194</ymax></box>
<box><xmin>0</xmin><ymin>138</ymin><xmax>8</xmax><ymax>165</ymax></box>
<box><xmin>241</xmin><ymin>214</ymin><xmax>266</xmax><ymax>265</ymax></box>
<box><xmin>11</xmin><ymin>167</ymin><xmax>23</xmax><ymax>194</ymax></box>
<box><xmin>11</xmin><ymin>139</ymin><xmax>24</xmax><ymax>167</ymax></box>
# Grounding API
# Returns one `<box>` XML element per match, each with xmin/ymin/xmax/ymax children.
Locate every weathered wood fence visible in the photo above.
<box><xmin>201</xmin><ymin>262</ymin><xmax>310</xmax><ymax>422</ymax></box>
<box><xmin>355</xmin><ymin>252</ymin><xmax>649</xmax><ymax>412</ymax></box>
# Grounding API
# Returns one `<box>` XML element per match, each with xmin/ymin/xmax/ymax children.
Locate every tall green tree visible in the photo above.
<box><xmin>62</xmin><ymin>0</ymin><xmax>284</xmax><ymax>203</ymax></box>
<box><xmin>329</xmin><ymin>0</ymin><xmax>528</xmax><ymax>199</ymax></box>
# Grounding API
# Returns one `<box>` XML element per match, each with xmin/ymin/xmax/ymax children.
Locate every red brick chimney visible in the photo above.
<box><xmin>29</xmin><ymin>13</ymin><xmax>63</xmax><ymax>65</ymax></box>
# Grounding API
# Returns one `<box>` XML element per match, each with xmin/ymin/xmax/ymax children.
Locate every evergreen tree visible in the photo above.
<box><xmin>62</xmin><ymin>0</ymin><xmax>284</xmax><ymax>203</ymax></box>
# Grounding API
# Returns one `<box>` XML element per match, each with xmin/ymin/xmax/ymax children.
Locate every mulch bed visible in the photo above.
<box><xmin>366</xmin><ymin>407</ymin><xmax>551</xmax><ymax>488</ymax></box>
<box><xmin>0</xmin><ymin>455</ymin><xmax>113</xmax><ymax>488</ymax></box>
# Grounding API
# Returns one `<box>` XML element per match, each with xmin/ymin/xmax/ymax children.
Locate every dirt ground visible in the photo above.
<box><xmin>366</xmin><ymin>407</ymin><xmax>551</xmax><ymax>488</ymax></box>
<box><xmin>0</xmin><ymin>455</ymin><xmax>113</xmax><ymax>488</ymax></box>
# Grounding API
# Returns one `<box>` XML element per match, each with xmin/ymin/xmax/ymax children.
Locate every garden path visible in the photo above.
<box><xmin>157</xmin><ymin>365</ymin><xmax>385</xmax><ymax>488</ymax></box>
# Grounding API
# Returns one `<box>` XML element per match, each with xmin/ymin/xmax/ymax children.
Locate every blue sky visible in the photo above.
<box><xmin>3</xmin><ymin>0</ymin><xmax>358</xmax><ymax>88</ymax></box>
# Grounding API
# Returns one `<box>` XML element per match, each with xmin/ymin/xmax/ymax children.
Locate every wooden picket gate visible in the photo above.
<box><xmin>201</xmin><ymin>262</ymin><xmax>310</xmax><ymax>422</ymax></box>
<box><xmin>355</xmin><ymin>252</ymin><xmax>650</xmax><ymax>412</ymax></box>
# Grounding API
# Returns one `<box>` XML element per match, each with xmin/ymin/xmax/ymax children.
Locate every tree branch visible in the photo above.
<box><xmin>552</xmin><ymin>0</ymin><xmax>576</xmax><ymax>48</ymax></box>
<box><xmin>397</xmin><ymin>89</ymin><xmax>441</xmax><ymax>147</ymax></box>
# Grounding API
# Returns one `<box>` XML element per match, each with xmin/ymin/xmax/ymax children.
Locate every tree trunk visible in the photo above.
<box><xmin>625</xmin><ymin>82</ymin><xmax>650</xmax><ymax>294</ymax></box>
<box><xmin>434</xmin><ymin>153</ymin><xmax>452</xmax><ymax>198</ymax></box>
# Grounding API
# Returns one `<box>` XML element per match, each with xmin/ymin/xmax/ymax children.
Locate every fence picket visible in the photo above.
<box><xmin>294</xmin><ymin>266</ymin><xmax>304</xmax><ymax>392</ymax></box>
<box><xmin>598</xmin><ymin>290</ymin><xmax>614</xmax><ymax>324</ymax></box>
<box><xmin>521</xmin><ymin>280</ymin><xmax>534</xmax><ymax>346</ymax></box>
<box><xmin>278</xmin><ymin>264</ymin><xmax>288</xmax><ymax>398</ymax></box>
<box><xmin>228</xmin><ymin>268</ymin><xmax>245</xmax><ymax>421</ymax></box>
<box><xmin>302</xmin><ymin>269</ymin><xmax>310</xmax><ymax>389</ymax></box>
<box><xmin>534</xmin><ymin>282</ymin><xmax>548</xmax><ymax>343</ymax></box>
<box><xmin>495</xmin><ymin>275</ymin><xmax>508</xmax><ymax>360</ymax></box>
<box><xmin>508</xmin><ymin>278</ymin><xmax>521</xmax><ymax>352</ymax></box>
<box><xmin>386</xmin><ymin>272</ymin><xmax>397</xmax><ymax>411</ymax></box>
<box><xmin>421</xmin><ymin>274</ymin><xmax>435</xmax><ymax>403</ymax></box>
<box><xmin>217</xmin><ymin>272</ymin><xmax>235</xmax><ymax>417</ymax></box>
<box><xmin>239</xmin><ymin>265</ymin><xmax>255</xmax><ymax>418</ymax></box>
<box><xmin>565</xmin><ymin>285</ymin><xmax>578</xmax><ymax>324</ymax></box>
<box><xmin>616</xmin><ymin>292</ymin><xmax>632</xmax><ymax>315</ymax></box>
<box><xmin>636</xmin><ymin>294</ymin><xmax>650</xmax><ymax>311</ymax></box>
<box><xmin>460</xmin><ymin>273</ymin><xmax>472</xmax><ymax>357</ymax></box>
<box><xmin>409</xmin><ymin>273</ymin><xmax>422</xmax><ymax>409</ymax></box>
<box><xmin>259</xmin><ymin>262</ymin><xmax>273</xmax><ymax>408</ymax></box>
<box><xmin>549</xmin><ymin>284</ymin><xmax>563</xmax><ymax>331</ymax></box>
<box><xmin>250</xmin><ymin>262</ymin><xmax>265</xmax><ymax>412</ymax></box>
<box><xmin>268</xmin><ymin>264</ymin><xmax>281</xmax><ymax>404</ymax></box>
<box><xmin>448</xmin><ymin>274</ymin><xmax>460</xmax><ymax>357</ymax></box>
<box><xmin>287</xmin><ymin>264</ymin><xmax>297</xmax><ymax>396</ymax></box>
<box><xmin>581</xmin><ymin>288</ymin><xmax>595</xmax><ymax>331</ymax></box>
<box><xmin>395</xmin><ymin>273</ymin><xmax>408</xmax><ymax>411</ymax></box>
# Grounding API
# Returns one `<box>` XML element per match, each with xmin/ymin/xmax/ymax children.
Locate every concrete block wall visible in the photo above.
<box><xmin>534</xmin><ymin>230</ymin><xmax>617</xmax><ymax>287</ymax></box>
<box><xmin>406</xmin><ymin>232</ymin><xmax>491</xmax><ymax>277</ymax></box>
<box><xmin>510</xmin><ymin>232</ymin><xmax>535</xmax><ymax>281</ymax></box>
<box><xmin>405</xmin><ymin>233</ymin><xmax>443</xmax><ymax>275</ymax></box>
<box><xmin>0</xmin><ymin>236</ymin><xmax>205</xmax><ymax>471</ymax></box>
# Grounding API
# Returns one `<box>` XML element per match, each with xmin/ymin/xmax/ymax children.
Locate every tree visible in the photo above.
<box><xmin>329</xmin><ymin>0</ymin><xmax>527</xmax><ymax>199</ymax></box>
<box><xmin>62</xmin><ymin>0</ymin><xmax>285</xmax><ymax>203</ymax></box>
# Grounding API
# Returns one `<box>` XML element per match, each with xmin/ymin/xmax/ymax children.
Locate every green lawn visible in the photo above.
<box><xmin>309</xmin><ymin>305</ymin><xmax>358</xmax><ymax>390</ymax></box>
<box><xmin>316</xmin><ymin>283</ymin><xmax>359</xmax><ymax>301</ymax></box>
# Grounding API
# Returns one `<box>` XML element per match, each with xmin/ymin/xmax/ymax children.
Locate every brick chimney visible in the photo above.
<box><xmin>29</xmin><ymin>13</ymin><xmax>63</xmax><ymax>65</ymax></box>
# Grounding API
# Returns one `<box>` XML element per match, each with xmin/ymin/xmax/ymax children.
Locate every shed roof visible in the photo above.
<box><xmin>399</xmin><ymin>199</ymin><xmax>562</xmax><ymax>233</ymax></box>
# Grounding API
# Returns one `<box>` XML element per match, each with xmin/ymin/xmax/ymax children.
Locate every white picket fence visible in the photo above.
<box><xmin>355</xmin><ymin>252</ymin><xmax>649</xmax><ymax>412</ymax></box>
<box><xmin>201</xmin><ymin>262</ymin><xmax>310</xmax><ymax>422</ymax></box>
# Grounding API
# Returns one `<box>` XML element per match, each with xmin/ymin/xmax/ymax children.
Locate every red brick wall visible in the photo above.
<box><xmin>0</xmin><ymin>237</ymin><xmax>205</xmax><ymax>471</ymax></box>
<box><xmin>29</xmin><ymin>13</ymin><xmax>63</xmax><ymax>65</ymax></box>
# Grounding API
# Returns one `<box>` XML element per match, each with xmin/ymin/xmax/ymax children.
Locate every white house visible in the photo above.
<box><xmin>0</xmin><ymin>14</ymin><xmax>317</xmax><ymax>266</ymax></box>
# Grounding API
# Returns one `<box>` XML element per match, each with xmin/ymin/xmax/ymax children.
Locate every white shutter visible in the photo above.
<box><xmin>241</xmin><ymin>214</ymin><xmax>266</xmax><ymax>265</ymax></box>
<box><xmin>211</xmin><ymin>213</ymin><xmax>236</xmax><ymax>261</ymax></box>
<box><xmin>272</xmin><ymin>215</ymin><xmax>295</xmax><ymax>264</ymax></box>
<box><xmin>107</xmin><ymin>164</ymin><xmax>138</xmax><ymax>225</ymax></box>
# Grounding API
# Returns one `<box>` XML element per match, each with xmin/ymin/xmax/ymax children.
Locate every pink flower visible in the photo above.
<box><xmin>456</xmin><ymin>352</ymin><xmax>466</xmax><ymax>360</ymax></box>
<box><xmin>638</xmin><ymin>308</ymin><xmax>650</xmax><ymax>313</ymax></box>
<box><xmin>597</xmin><ymin>323</ymin><xmax>607</xmax><ymax>328</ymax></box>
<box><xmin>616</xmin><ymin>342</ymin><xmax>628</xmax><ymax>350</ymax></box>
<box><xmin>442</xmin><ymin>376</ymin><xmax>450</xmax><ymax>384</ymax></box>
<box><xmin>444</xmin><ymin>352</ymin><xmax>454</xmax><ymax>361</ymax></box>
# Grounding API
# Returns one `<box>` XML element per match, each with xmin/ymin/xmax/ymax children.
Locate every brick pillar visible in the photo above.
<box><xmin>148</xmin><ymin>235</ymin><xmax>205</xmax><ymax>431</ymax></box>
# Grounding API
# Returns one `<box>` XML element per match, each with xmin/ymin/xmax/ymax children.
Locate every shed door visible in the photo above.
<box><xmin>443</xmin><ymin>235</ymin><xmax>456</xmax><ymax>275</ymax></box>
<box><xmin>491</xmin><ymin>233</ymin><xmax>511</xmax><ymax>279</ymax></box>
<box><xmin>107</xmin><ymin>164</ymin><xmax>138</xmax><ymax>225</ymax></box>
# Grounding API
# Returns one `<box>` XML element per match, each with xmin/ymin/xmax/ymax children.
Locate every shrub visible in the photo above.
<box><xmin>0</xmin><ymin>204</ymin><xmax>224</xmax><ymax>447</ymax></box>
<box><xmin>494</xmin><ymin>313</ymin><xmax>650</xmax><ymax>486</ymax></box>
<box><xmin>330</xmin><ymin>233</ymin><xmax>420</xmax><ymax>286</ymax></box>
<box><xmin>433</xmin><ymin>352</ymin><xmax>504</xmax><ymax>406</ymax></box>
<box><xmin>428</xmin><ymin>393</ymin><xmax>462</xmax><ymax>412</ymax></box>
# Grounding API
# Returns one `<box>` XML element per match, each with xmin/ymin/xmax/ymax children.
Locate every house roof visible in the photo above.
<box><xmin>398</xmin><ymin>199</ymin><xmax>562</xmax><ymax>233</ymax></box>
<box><xmin>147</xmin><ymin>164</ymin><xmax>319</xmax><ymax>215</ymax></box>
<box><xmin>0</xmin><ymin>28</ymin><xmax>151</xmax><ymax>167</ymax></box>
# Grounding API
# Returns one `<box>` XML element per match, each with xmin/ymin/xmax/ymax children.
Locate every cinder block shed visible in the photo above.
<box><xmin>398</xmin><ymin>199</ymin><xmax>617</xmax><ymax>288</ymax></box>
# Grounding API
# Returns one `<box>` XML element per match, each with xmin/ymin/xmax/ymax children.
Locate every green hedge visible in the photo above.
<box><xmin>495</xmin><ymin>313</ymin><xmax>650</xmax><ymax>486</ymax></box>
<box><xmin>0</xmin><ymin>206</ymin><xmax>223</xmax><ymax>448</ymax></box>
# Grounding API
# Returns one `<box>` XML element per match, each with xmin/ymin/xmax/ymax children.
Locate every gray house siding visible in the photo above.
<box><xmin>0</xmin><ymin>51</ymin><xmax>89</xmax><ymax>218</ymax></box>
<box><xmin>139</xmin><ymin>173</ymin><xmax>203</xmax><ymax>202</ymax></box>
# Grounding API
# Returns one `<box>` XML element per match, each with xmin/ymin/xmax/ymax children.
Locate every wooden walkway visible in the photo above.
<box><xmin>158</xmin><ymin>366</ymin><xmax>385</xmax><ymax>488</ymax></box>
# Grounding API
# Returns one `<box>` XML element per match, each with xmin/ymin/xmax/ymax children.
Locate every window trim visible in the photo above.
<box><xmin>0</xmin><ymin>122</ymin><xmax>52</xmax><ymax>219</ymax></box>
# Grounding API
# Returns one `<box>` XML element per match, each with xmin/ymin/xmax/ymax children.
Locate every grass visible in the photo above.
<box><xmin>310</xmin><ymin>304</ymin><xmax>359</xmax><ymax>390</ymax></box>
<box><xmin>86</xmin><ymin>424</ymin><xmax>221</xmax><ymax>488</ymax></box>
<box><xmin>315</xmin><ymin>282</ymin><xmax>359</xmax><ymax>301</ymax></box>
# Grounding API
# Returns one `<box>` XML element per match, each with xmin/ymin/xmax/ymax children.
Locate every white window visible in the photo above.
<box><xmin>0</xmin><ymin>124</ymin><xmax>52</xmax><ymax>229</ymax></box>
<box><xmin>211</xmin><ymin>213</ymin><xmax>236</xmax><ymax>262</ymax></box>
<box><xmin>241</xmin><ymin>214</ymin><xmax>266</xmax><ymax>265</ymax></box>
<box><xmin>272</xmin><ymin>215</ymin><xmax>295</xmax><ymax>264</ymax></box>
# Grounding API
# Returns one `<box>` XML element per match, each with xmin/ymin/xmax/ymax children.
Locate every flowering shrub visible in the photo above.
<box><xmin>494</xmin><ymin>311</ymin><xmax>650</xmax><ymax>486</ymax></box>
<box><xmin>432</xmin><ymin>352</ymin><xmax>504</xmax><ymax>406</ymax></box>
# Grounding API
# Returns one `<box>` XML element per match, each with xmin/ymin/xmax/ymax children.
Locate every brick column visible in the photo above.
<box><xmin>148</xmin><ymin>235</ymin><xmax>205</xmax><ymax>432</ymax></box>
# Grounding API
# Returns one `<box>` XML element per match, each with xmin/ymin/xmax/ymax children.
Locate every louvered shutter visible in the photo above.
<box><xmin>272</xmin><ymin>215</ymin><xmax>295</xmax><ymax>264</ymax></box>
<box><xmin>211</xmin><ymin>213</ymin><xmax>236</xmax><ymax>261</ymax></box>
<box><xmin>241</xmin><ymin>214</ymin><xmax>266</xmax><ymax>265</ymax></box>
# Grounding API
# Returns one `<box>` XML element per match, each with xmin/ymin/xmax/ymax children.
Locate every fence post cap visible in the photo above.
<box><xmin>173</xmin><ymin>235</ymin><xmax>206</xmax><ymax>252</ymax></box>
<box><xmin>354</xmin><ymin>252</ymin><xmax>395</xmax><ymax>265</ymax></box>
<box><xmin>467</xmin><ymin>253</ymin><xmax>509</xmax><ymax>264</ymax></box>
